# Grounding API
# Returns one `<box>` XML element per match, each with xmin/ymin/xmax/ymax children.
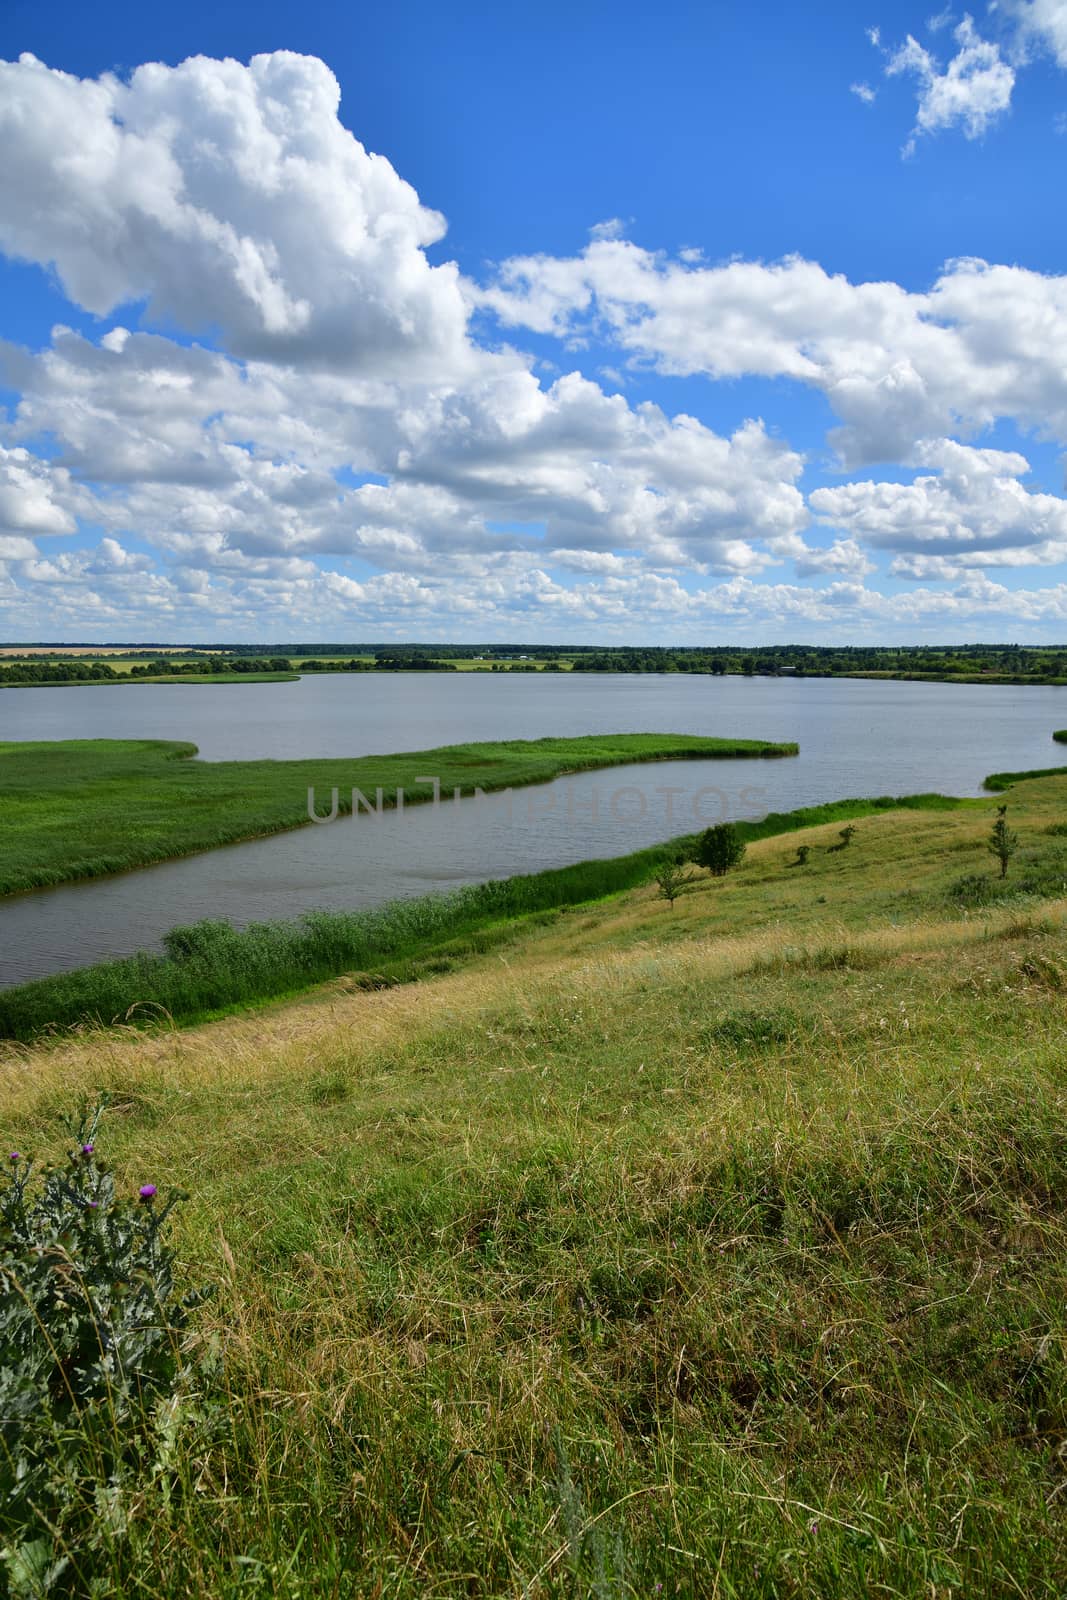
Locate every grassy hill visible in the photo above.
<box><xmin>2</xmin><ymin>774</ymin><xmax>1066</xmax><ymax>1596</ymax></box>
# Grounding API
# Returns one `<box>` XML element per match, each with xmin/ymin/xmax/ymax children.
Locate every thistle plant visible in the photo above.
<box><xmin>0</xmin><ymin>1103</ymin><xmax>208</xmax><ymax>1593</ymax></box>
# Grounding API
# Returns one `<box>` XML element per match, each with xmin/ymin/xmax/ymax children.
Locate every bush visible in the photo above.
<box><xmin>949</xmin><ymin>872</ymin><xmax>1006</xmax><ymax>908</ymax></box>
<box><xmin>692</xmin><ymin>823</ymin><xmax>746</xmax><ymax>877</ymax></box>
<box><xmin>0</xmin><ymin>1104</ymin><xmax>208</xmax><ymax>1592</ymax></box>
<box><xmin>654</xmin><ymin>859</ymin><xmax>694</xmax><ymax>906</ymax></box>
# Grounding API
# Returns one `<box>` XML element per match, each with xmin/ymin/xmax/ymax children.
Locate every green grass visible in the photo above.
<box><xmin>0</xmin><ymin>733</ymin><xmax>796</xmax><ymax>896</ymax></box>
<box><xmin>984</xmin><ymin>763</ymin><xmax>1067</xmax><ymax>791</ymax></box>
<box><xmin>2</xmin><ymin>775</ymin><xmax>1066</xmax><ymax>1595</ymax></box>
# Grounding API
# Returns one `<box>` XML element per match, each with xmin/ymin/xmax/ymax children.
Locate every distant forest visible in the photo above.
<box><xmin>4</xmin><ymin>642</ymin><xmax>1067</xmax><ymax>685</ymax></box>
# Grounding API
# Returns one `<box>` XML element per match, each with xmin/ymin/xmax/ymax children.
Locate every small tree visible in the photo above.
<box><xmin>694</xmin><ymin>823</ymin><xmax>746</xmax><ymax>878</ymax></box>
<box><xmin>828</xmin><ymin>824</ymin><xmax>857</xmax><ymax>854</ymax></box>
<box><xmin>988</xmin><ymin>808</ymin><xmax>1019</xmax><ymax>879</ymax></box>
<box><xmin>655</xmin><ymin>859</ymin><xmax>694</xmax><ymax>906</ymax></box>
<box><xmin>792</xmin><ymin>844</ymin><xmax>810</xmax><ymax>866</ymax></box>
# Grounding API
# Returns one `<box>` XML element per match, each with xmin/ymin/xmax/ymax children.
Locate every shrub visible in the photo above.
<box><xmin>988</xmin><ymin>808</ymin><xmax>1020</xmax><ymax>880</ymax></box>
<box><xmin>0</xmin><ymin>1104</ymin><xmax>208</xmax><ymax>1592</ymax></box>
<box><xmin>949</xmin><ymin>872</ymin><xmax>1005</xmax><ymax>908</ymax></box>
<box><xmin>654</xmin><ymin>859</ymin><xmax>694</xmax><ymax>906</ymax></box>
<box><xmin>692</xmin><ymin>823</ymin><xmax>746</xmax><ymax>877</ymax></box>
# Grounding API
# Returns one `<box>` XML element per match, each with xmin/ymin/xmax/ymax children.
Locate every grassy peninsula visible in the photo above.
<box><xmin>0</xmin><ymin>733</ymin><xmax>796</xmax><ymax>896</ymax></box>
<box><xmin>2</xmin><ymin>771</ymin><xmax>1066</xmax><ymax>1595</ymax></box>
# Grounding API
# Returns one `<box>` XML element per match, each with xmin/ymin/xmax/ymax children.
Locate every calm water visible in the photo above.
<box><xmin>1</xmin><ymin>673</ymin><xmax>1065</xmax><ymax>987</ymax></box>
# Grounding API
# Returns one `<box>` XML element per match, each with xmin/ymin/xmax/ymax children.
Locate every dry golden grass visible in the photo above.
<box><xmin>3</xmin><ymin>777</ymin><xmax>1066</xmax><ymax>1595</ymax></box>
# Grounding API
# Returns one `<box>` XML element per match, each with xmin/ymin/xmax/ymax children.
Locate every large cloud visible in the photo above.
<box><xmin>811</xmin><ymin>439</ymin><xmax>1067</xmax><ymax>572</ymax></box>
<box><xmin>478</xmin><ymin>243</ymin><xmax>1067</xmax><ymax>464</ymax></box>
<box><xmin>3</xmin><ymin>325</ymin><xmax>809</xmax><ymax>577</ymax></box>
<box><xmin>0</xmin><ymin>52</ymin><xmax>470</xmax><ymax>375</ymax></box>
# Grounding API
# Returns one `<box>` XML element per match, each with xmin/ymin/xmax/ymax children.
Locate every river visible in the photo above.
<box><xmin>1</xmin><ymin>672</ymin><xmax>1064</xmax><ymax>986</ymax></box>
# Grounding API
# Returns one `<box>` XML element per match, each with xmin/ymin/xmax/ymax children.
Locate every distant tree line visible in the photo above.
<box><xmin>0</xmin><ymin>660</ymin><xmax>122</xmax><ymax>685</ymax></box>
<box><xmin>568</xmin><ymin>644</ymin><xmax>1067</xmax><ymax>678</ymax></box>
<box><xmin>300</xmin><ymin>654</ymin><xmax>456</xmax><ymax>672</ymax></box>
<box><xmin>0</xmin><ymin>653</ymin><xmax>460</xmax><ymax>684</ymax></box>
<box><xmin>6</xmin><ymin>641</ymin><xmax>1067</xmax><ymax>685</ymax></box>
<box><xmin>126</xmin><ymin>656</ymin><xmax>293</xmax><ymax>677</ymax></box>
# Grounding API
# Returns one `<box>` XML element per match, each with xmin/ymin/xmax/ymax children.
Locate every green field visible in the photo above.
<box><xmin>2</xmin><ymin>770</ymin><xmax>1066</xmax><ymax>1595</ymax></box>
<box><xmin>0</xmin><ymin>733</ymin><xmax>797</xmax><ymax>896</ymax></box>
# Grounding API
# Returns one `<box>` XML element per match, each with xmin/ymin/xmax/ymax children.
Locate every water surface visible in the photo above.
<box><xmin>1</xmin><ymin>673</ymin><xmax>1064</xmax><ymax>987</ymax></box>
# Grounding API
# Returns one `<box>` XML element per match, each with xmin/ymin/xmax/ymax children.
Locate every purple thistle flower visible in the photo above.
<box><xmin>87</xmin><ymin>1200</ymin><xmax>99</xmax><ymax>1209</ymax></box>
<box><xmin>138</xmin><ymin>1184</ymin><xmax>157</xmax><ymax>1201</ymax></box>
<box><xmin>9</xmin><ymin>1152</ymin><xmax>21</xmax><ymax>1162</ymax></box>
<box><xmin>82</xmin><ymin>1143</ymin><xmax>94</xmax><ymax>1156</ymax></box>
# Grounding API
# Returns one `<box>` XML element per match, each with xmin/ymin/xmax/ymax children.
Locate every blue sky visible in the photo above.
<box><xmin>1</xmin><ymin>1</ymin><xmax>1067</xmax><ymax>642</ymax></box>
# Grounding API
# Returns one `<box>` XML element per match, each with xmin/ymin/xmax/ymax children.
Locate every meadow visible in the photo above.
<box><xmin>2</xmin><ymin>770</ymin><xmax>1065</xmax><ymax>1595</ymax></box>
<box><xmin>0</xmin><ymin>733</ymin><xmax>796</xmax><ymax>896</ymax></box>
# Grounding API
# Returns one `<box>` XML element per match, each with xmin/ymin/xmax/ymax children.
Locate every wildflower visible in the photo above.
<box><xmin>9</xmin><ymin>1152</ymin><xmax>20</xmax><ymax>1162</ymax></box>
<box><xmin>809</xmin><ymin>1518</ymin><xmax>820</xmax><ymax>1534</ymax></box>
<box><xmin>139</xmin><ymin>1184</ymin><xmax>157</xmax><ymax>1201</ymax></box>
<box><xmin>81</xmin><ymin>1143</ymin><xmax>94</xmax><ymax>1156</ymax></box>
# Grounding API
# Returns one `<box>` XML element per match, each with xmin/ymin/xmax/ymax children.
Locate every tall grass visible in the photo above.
<box><xmin>2</xmin><ymin>870</ymin><xmax>1067</xmax><ymax>1595</ymax></box>
<box><xmin>985</xmin><ymin>762</ymin><xmax>1067</xmax><ymax>790</ymax></box>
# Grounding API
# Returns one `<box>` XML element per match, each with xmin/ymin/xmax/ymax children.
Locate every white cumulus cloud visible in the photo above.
<box><xmin>810</xmin><ymin>439</ymin><xmax>1067</xmax><ymax>571</ymax></box>
<box><xmin>0</xmin><ymin>52</ymin><xmax>471</xmax><ymax>376</ymax></box>
<box><xmin>885</xmin><ymin>15</ymin><xmax>1015</xmax><ymax>152</ymax></box>
<box><xmin>478</xmin><ymin>243</ymin><xmax>1067</xmax><ymax>465</ymax></box>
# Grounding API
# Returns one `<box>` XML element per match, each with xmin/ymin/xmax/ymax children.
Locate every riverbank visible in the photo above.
<box><xmin>0</xmin><ymin>733</ymin><xmax>797</xmax><ymax>896</ymax></box>
<box><xmin>0</xmin><ymin>782</ymin><xmax>990</xmax><ymax>1040</ymax></box>
<box><xmin>3</xmin><ymin>770</ymin><xmax>1065</xmax><ymax>1596</ymax></box>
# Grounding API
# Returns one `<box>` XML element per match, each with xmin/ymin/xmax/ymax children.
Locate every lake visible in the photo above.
<box><xmin>1</xmin><ymin>672</ymin><xmax>1065</xmax><ymax>987</ymax></box>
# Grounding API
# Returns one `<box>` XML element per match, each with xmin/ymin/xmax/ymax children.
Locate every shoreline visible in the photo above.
<box><xmin>0</xmin><ymin>732</ymin><xmax>798</xmax><ymax>898</ymax></box>
<box><xmin>0</xmin><ymin>783</ymin><xmax>975</xmax><ymax>1039</ymax></box>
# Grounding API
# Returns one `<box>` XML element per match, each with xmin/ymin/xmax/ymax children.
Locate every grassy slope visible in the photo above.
<box><xmin>0</xmin><ymin>733</ymin><xmax>795</xmax><ymax>895</ymax></box>
<box><xmin>2</xmin><ymin>775</ymin><xmax>1066</xmax><ymax>1596</ymax></box>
